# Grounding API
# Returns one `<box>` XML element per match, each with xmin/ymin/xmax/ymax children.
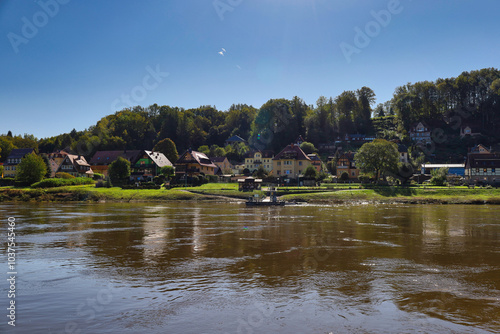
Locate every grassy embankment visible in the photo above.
<box><xmin>1</xmin><ymin>182</ymin><xmax>500</xmax><ymax>204</ymax></box>
<box><xmin>280</xmin><ymin>186</ymin><xmax>500</xmax><ymax>204</ymax></box>
<box><xmin>0</xmin><ymin>183</ymin><xmax>260</xmax><ymax>202</ymax></box>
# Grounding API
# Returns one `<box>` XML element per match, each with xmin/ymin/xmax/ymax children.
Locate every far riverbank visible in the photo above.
<box><xmin>1</xmin><ymin>184</ymin><xmax>500</xmax><ymax>205</ymax></box>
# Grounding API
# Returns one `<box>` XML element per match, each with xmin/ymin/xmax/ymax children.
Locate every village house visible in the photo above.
<box><xmin>46</xmin><ymin>150</ymin><xmax>70</xmax><ymax>177</ymax></box>
<box><xmin>398</xmin><ymin>144</ymin><xmax>409</xmax><ymax>163</ymax></box>
<box><xmin>224</xmin><ymin>135</ymin><xmax>246</xmax><ymax>147</ymax></box>
<box><xmin>3</xmin><ymin>148</ymin><xmax>35</xmax><ymax>178</ymax></box>
<box><xmin>460</xmin><ymin>125</ymin><xmax>482</xmax><ymax>138</ymax></box>
<box><xmin>232</xmin><ymin>163</ymin><xmax>245</xmax><ymax>175</ymax></box>
<box><xmin>210</xmin><ymin>156</ymin><xmax>233</xmax><ymax>174</ymax></box>
<box><xmin>465</xmin><ymin>144</ymin><xmax>500</xmax><ymax>184</ymax></box>
<box><xmin>421</xmin><ymin>164</ymin><xmax>465</xmax><ymax>176</ymax></box>
<box><xmin>244</xmin><ymin>150</ymin><xmax>274</xmax><ymax>173</ymax></box>
<box><xmin>272</xmin><ymin>143</ymin><xmax>312</xmax><ymax>178</ymax></box>
<box><xmin>130</xmin><ymin>150</ymin><xmax>172</xmax><ymax>181</ymax></box>
<box><xmin>344</xmin><ymin>134</ymin><xmax>376</xmax><ymax>143</ymax></box>
<box><xmin>175</xmin><ymin>149</ymin><xmax>217</xmax><ymax>176</ymax></box>
<box><xmin>336</xmin><ymin>152</ymin><xmax>359</xmax><ymax>180</ymax></box>
<box><xmin>409</xmin><ymin>122</ymin><xmax>432</xmax><ymax>144</ymax></box>
<box><xmin>89</xmin><ymin>150</ymin><xmax>143</xmax><ymax>176</ymax></box>
<box><xmin>56</xmin><ymin>154</ymin><xmax>94</xmax><ymax>178</ymax></box>
<box><xmin>294</xmin><ymin>135</ymin><xmax>305</xmax><ymax>146</ymax></box>
<box><xmin>307</xmin><ymin>153</ymin><xmax>322</xmax><ymax>173</ymax></box>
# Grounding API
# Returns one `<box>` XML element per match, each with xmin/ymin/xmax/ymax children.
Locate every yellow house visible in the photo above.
<box><xmin>3</xmin><ymin>148</ymin><xmax>35</xmax><ymax>178</ymax></box>
<box><xmin>244</xmin><ymin>150</ymin><xmax>274</xmax><ymax>173</ymax></box>
<box><xmin>272</xmin><ymin>144</ymin><xmax>312</xmax><ymax>178</ymax></box>
<box><xmin>336</xmin><ymin>152</ymin><xmax>360</xmax><ymax>180</ymax></box>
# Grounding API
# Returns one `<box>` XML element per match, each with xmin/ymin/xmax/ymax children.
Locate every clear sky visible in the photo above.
<box><xmin>1</xmin><ymin>0</ymin><xmax>499</xmax><ymax>139</ymax></box>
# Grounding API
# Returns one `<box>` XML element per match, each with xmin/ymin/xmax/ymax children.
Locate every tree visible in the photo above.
<box><xmin>108</xmin><ymin>157</ymin><xmax>130</xmax><ymax>185</ymax></box>
<box><xmin>153</xmin><ymin>138</ymin><xmax>179</xmax><ymax>164</ymax></box>
<box><xmin>354</xmin><ymin>139</ymin><xmax>399</xmax><ymax>183</ymax></box>
<box><xmin>0</xmin><ymin>137</ymin><xmax>15</xmax><ymax>162</ymax></box>
<box><xmin>0</xmin><ymin>164</ymin><xmax>3</xmax><ymax>177</ymax></box>
<box><xmin>327</xmin><ymin>159</ymin><xmax>337</xmax><ymax>175</ymax></box>
<box><xmin>300</xmin><ymin>142</ymin><xmax>317</xmax><ymax>155</ymax></box>
<box><xmin>253</xmin><ymin>165</ymin><xmax>268</xmax><ymax>178</ymax></box>
<box><xmin>15</xmin><ymin>153</ymin><xmax>47</xmax><ymax>185</ymax></box>
<box><xmin>41</xmin><ymin>154</ymin><xmax>52</xmax><ymax>178</ymax></box>
<box><xmin>430</xmin><ymin>167</ymin><xmax>448</xmax><ymax>186</ymax></box>
<box><xmin>160</xmin><ymin>165</ymin><xmax>175</xmax><ymax>180</ymax></box>
<box><xmin>304</xmin><ymin>166</ymin><xmax>318</xmax><ymax>179</ymax></box>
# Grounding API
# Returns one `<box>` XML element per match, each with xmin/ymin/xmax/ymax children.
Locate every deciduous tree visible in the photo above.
<box><xmin>16</xmin><ymin>153</ymin><xmax>47</xmax><ymax>185</ymax></box>
<box><xmin>354</xmin><ymin>139</ymin><xmax>399</xmax><ymax>183</ymax></box>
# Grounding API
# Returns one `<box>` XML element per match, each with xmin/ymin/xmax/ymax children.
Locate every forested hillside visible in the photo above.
<box><xmin>1</xmin><ymin>68</ymin><xmax>499</xmax><ymax>163</ymax></box>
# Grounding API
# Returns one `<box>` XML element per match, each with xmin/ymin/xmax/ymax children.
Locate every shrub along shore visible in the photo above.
<box><xmin>1</xmin><ymin>183</ymin><xmax>500</xmax><ymax>204</ymax></box>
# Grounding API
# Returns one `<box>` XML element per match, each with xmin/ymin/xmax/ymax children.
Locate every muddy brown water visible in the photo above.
<box><xmin>1</xmin><ymin>202</ymin><xmax>499</xmax><ymax>333</ymax></box>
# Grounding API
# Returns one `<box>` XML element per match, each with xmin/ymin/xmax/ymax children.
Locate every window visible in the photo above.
<box><xmin>286</xmin><ymin>170</ymin><xmax>291</xmax><ymax>174</ymax></box>
<box><xmin>492</xmin><ymin>168</ymin><xmax>496</xmax><ymax>173</ymax></box>
<box><xmin>352</xmin><ymin>171</ymin><xmax>356</xmax><ymax>176</ymax></box>
<box><xmin>277</xmin><ymin>171</ymin><xmax>280</xmax><ymax>175</ymax></box>
<box><xmin>299</xmin><ymin>161</ymin><xmax>302</xmax><ymax>166</ymax></box>
<box><xmin>484</xmin><ymin>168</ymin><xmax>488</xmax><ymax>173</ymax></box>
<box><xmin>277</xmin><ymin>162</ymin><xmax>281</xmax><ymax>166</ymax></box>
<box><xmin>476</xmin><ymin>168</ymin><xmax>480</xmax><ymax>173</ymax></box>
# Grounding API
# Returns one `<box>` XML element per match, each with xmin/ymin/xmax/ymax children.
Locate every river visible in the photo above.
<box><xmin>0</xmin><ymin>203</ymin><xmax>499</xmax><ymax>333</ymax></box>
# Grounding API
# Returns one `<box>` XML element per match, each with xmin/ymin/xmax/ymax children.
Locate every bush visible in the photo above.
<box><xmin>0</xmin><ymin>178</ymin><xmax>15</xmax><ymax>187</ymax></box>
<box><xmin>153</xmin><ymin>175</ymin><xmax>165</xmax><ymax>185</ymax></box>
<box><xmin>121</xmin><ymin>182</ymin><xmax>161</xmax><ymax>190</ymax></box>
<box><xmin>55</xmin><ymin>172</ymin><xmax>76</xmax><ymax>179</ymax></box>
<box><xmin>93</xmin><ymin>173</ymin><xmax>104</xmax><ymax>180</ymax></box>
<box><xmin>206</xmin><ymin>175</ymin><xmax>219</xmax><ymax>183</ymax></box>
<box><xmin>31</xmin><ymin>177</ymin><xmax>94</xmax><ymax>188</ymax></box>
<box><xmin>430</xmin><ymin>167</ymin><xmax>448</xmax><ymax>186</ymax></box>
<box><xmin>358</xmin><ymin>175</ymin><xmax>370</xmax><ymax>184</ymax></box>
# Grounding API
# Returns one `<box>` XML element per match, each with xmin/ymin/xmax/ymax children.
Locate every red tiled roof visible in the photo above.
<box><xmin>89</xmin><ymin>150</ymin><xmax>143</xmax><ymax>165</ymax></box>
<box><xmin>273</xmin><ymin>144</ymin><xmax>310</xmax><ymax>161</ymax></box>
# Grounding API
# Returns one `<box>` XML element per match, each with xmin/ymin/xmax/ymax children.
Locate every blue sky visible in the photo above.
<box><xmin>1</xmin><ymin>0</ymin><xmax>499</xmax><ymax>138</ymax></box>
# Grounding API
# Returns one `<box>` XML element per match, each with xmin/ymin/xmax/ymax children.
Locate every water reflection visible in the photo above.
<box><xmin>1</xmin><ymin>203</ymin><xmax>499</xmax><ymax>333</ymax></box>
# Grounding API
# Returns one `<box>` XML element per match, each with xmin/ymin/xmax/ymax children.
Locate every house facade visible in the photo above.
<box><xmin>57</xmin><ymin>154</ymin><xmax>93</xmax><ymax>178</ymax></box>
<box><xmin>410</xmin><ymin>122</ymin><xmax>432</xmax><ymax>144</ymax></box>
<box><xmin>89</xmin><ymin>150</ymin><xmax>143</xmax><ymax>176</ymax></box>
<box><xmin>131</xmin><ymin>150</ymin><xmax>172</xmax><ymax>181</ymax></box>
<box><xmin>307</xmin><ymin>153</ymin><xmax>322</xmax><ymax>173</ymax></box>
<box><xmin>336</xmin><ymin>152</ymin><xmax>359</xmax><ymax>180</ymax></box>
<box><xmin>460</xmin><ymin>126</ymin><xmax>481</xmax><ymax>138</ymax></box>
<box><xmin>244</xmin><ymin>150</ymin><xmax>274</xmax><ymax>173</ymax></box>
<box><xmin>398</xmin><ymin>144</ymin><xmax>409</xmax><ymax>163</ymax></box>
<box><xmin>210</xmin><ymin>157</ymin><xmax>233</xmax><ymax>174</ymax></box>
<box><xmin>465</xmin><ymin>145</ymin><xmax>500</xmax><ymax>183</ymax></box>
<box><xmin>175</xmin><ymin>150</ymin><xmax>217</xmax><ymax>176</ymax></box>
<box><xmin>272</xmin><ymin>144</ymin><xmax>312</xmax><ymax>178</ymax></box>
<box><xmin>3</xmin><ymin>148</ymin><xmax>35</xmax><ymax>178</ymax></box>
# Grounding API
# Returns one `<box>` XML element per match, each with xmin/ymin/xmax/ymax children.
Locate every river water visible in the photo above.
<box><xmin>0</xmin><ymin>202</ymin><xmax>499</xmax><ymax>333</ymax></box>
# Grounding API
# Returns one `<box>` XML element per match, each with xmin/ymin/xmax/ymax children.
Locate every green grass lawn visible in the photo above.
<box><xmin>281</xmin><ymin>186</ymin><xmax>500</xmax><ymax>204</ymax></box>
<box><xmin>174</xmin><ymin>183</ymin><xmax>262</xmax><ymax>199</ymax></box>
<box><xmin>2</xmin><ymin>183</ymin><xmax>500</xmax><ymax>204</ymax></box>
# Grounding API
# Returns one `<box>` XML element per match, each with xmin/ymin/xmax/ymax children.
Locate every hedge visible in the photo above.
<box><xmin>0</xmin><ymin>178</ymin><xmax>15</xmax><ymax>187</ymax></box>
<box><xmin>31</xmin><ymin>177</ymin><xmax>95</xmax><ymax>188</ymax></box>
